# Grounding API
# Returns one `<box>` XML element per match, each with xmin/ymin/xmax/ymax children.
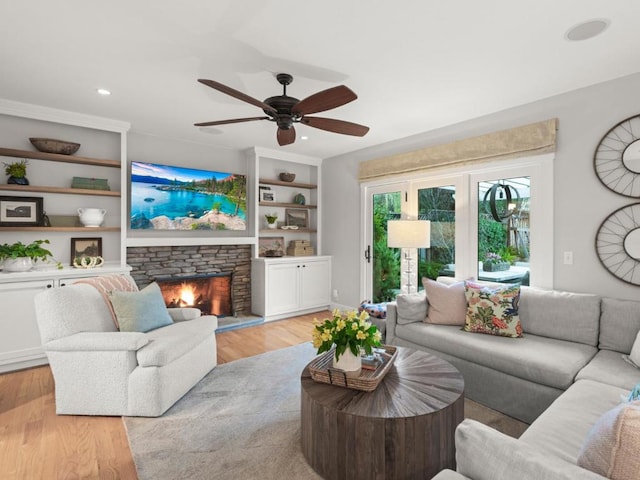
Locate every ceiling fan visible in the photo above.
<box><xmin>194</xmin><ymin>73</ymin><xmax>369</xmax><ymax>146</ymax></box>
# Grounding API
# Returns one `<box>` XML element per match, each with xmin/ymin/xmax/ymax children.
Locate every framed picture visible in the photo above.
<box><xmin>285</xmin><ymin>208</ymin><xmax>308</xmax><ymax>229</ymax></box>
<box><xmin>0</xmin><ymin>196</ymin><xmax>43</xmax><ymax>227</ymax></box>
<box><xmin>258</xmin><ymin>236</ymin><xmax>285</xmax><ymax>257</ymax></box>
<box><xmin>260</xmin><ymin>190</ymin><xmax>276</xmax><ymax>202</ymax></box>
<box><xmin>70</xmin><ymin>237</ymin><xmax>102</xmax><ymax>264</ymax></box>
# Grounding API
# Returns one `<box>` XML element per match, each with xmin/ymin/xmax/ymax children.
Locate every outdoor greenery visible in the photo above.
<box><xmin>372</xmin><ymin>200</ymin><xmax>400</xmax><ymax>302</ymax></box>
<box><xmin>478</xmin><ymin>215</ymin><xmax>507</xmax><ymax>261</ymax></box>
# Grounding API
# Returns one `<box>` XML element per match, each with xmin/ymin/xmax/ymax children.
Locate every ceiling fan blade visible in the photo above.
<box><xmin>197</xmin><ymin>79</ymin><xmax>277</xmax><ymax>115</ymax></box>
<box><xmin>302</xmin><ymin>117</ymin><xmax>369</xmax><ymax>137</ymax></box>
<box><xmin>277</xmin><ymin>126</ymin><xmax>296</xmax><ymax>146</ymax></box>
<box><xmin>292</xmin><ymin>85</ymin><xmax>357</xmax><ymax>116</ymax></box>
<box><xmin>194</xmin><ymin>116</ymin><xmax>269</xmax><ymax>127</ymax></box>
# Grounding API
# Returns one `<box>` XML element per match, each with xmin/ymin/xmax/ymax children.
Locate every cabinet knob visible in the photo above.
<box><xmin>60</xmin><ymin>283</ymin><xmax>66</xmax><ymax>287</ymax></box>
<box><xmin>46</xmin><ymin>284</ymin><xmax>53</xmax><ymax>288</ymax></box>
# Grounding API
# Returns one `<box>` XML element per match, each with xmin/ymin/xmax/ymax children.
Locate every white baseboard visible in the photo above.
<box><xmin>0</xmin><ymin>347</ymin><xmax>48</xmax><ymax>373</ymax></box>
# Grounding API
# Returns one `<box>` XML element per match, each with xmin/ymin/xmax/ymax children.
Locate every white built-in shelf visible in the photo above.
<box><xmin>259</xmin><ymin>228</ymin><xmax>317</xmax><ymax>234</ymax></box>
<box><xmin>259</xmin><ymin>178</ymin><xmax>317</xmax><ymax>189</ymax></box>
<box><xmin>259</xmin><ymin>202</ymin><xmax>316</xmax><ymax>209</ymax></box>
<box><xmin>0</xmin><ymin>147</ymin><xmax>120</xmax><ymax>168</ymax></box>
<box><xmin>0</xmin><ymin>184</ymin><xmax>119</xmax><ymax>196</ymax></box>
<box><xmin>0</xmin><ymin>226</ymin><xmax>120</xmax><ymax>232</ymax></box>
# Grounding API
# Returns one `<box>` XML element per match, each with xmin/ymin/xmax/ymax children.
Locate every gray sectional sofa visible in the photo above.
<box><xmin>385</xmin><ymin>279</ymin><xmax>640</xmax><ymax>479</ymax></box>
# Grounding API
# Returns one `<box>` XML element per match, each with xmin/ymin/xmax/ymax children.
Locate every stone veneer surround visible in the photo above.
<box><xmin>127</xmin><ymin>245</ymin><xmax>251</xmax><ymax>316</ymax></box>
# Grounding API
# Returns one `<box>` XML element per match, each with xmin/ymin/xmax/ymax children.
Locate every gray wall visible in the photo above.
<box><xmin>323</xmin><ymin>73</ymin><xmax>640</xmax><ymax>306</ymax></box>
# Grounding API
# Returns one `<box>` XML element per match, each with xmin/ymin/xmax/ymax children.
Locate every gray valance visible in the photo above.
<box><xmin>359</xmin><ymin>118</ymin><xmax>557</xmax><ymax>181</ymax></box>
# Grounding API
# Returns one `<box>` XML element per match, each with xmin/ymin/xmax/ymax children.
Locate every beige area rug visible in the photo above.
<box><xmin>124</xmin><ymin>343</ymin><xmax>528</xmax><ymax>480</ymax></box>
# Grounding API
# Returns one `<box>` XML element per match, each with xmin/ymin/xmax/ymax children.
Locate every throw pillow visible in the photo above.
<box><xmin>463</xmin><ymin>281</ymin><xmax>522</xmax><ymax>337</ymax></box>
<box><xmin>358</xmin><ymin>300</ymin><xmax>387</xmax><ymax>319</ymax></box>
<box><xmin>109</xmin><ymin>282</ymin><xmax>173</xmax><ymax>333</ymax></box>
<box><xmin>395</xmin><ymin>292</ymin><xmax>427</xmax><ymax>324</ymax></box>
<box><xmin>622</xmin><ymin>330</ymin><xmax>640</xmax><ymax>368</ymax></box>
<box><xmin>577</xmin><ymin>401</ymin><xmax>640</xmax><ymax>480</ymax></box>
<box><xmin>74</xmin><ymin>274</ymin><xmax>139</xmax><ymax>330</ymax></box>
<box><xmin>422</xmin><ymin>278</ymin><xmax>466</xmax><ymax>325</ymax></box>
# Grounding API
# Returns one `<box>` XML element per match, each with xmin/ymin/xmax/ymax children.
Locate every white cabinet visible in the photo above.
<box><xmin>251</xmin><ymin>256</ymin><xmax>331</xmax><ymax>321</ymax></box>
<box><xmin>0</xmin><ymin>263</ymin><xmax>130</xmax><ymax>373</ymax></box>
<box><xmin>0</xmin><ymin>279</ymin><xmax>53</xmax><ymax>373</ymax></box>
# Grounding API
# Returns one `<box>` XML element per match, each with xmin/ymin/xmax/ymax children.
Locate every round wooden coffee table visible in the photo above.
<box><xmin>300</xmin><ymin>347</ymin><xmax>464</xmax><ymax>480</ymax></box>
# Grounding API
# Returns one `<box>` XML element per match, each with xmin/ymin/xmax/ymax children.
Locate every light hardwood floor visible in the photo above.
<box><xmin>0</xmin><ymin>312</ymin><xmax>324</xmax><ymax>480</ymax></box>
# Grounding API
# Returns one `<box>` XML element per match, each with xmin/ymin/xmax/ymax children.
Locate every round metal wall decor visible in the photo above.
<box><xmin>594</xmin><ymin>114</ymin><xmax>640</xmax><ymax>197</ymax></box>
<box><xmin>483</xmin><ymin>183</ymin><xmax>520</xmax><ymax>222</ymax></box>
<box><xmin>595</xmin><ymin>202</ymin><xmax>640</xmax><ymax>285</ymax></box>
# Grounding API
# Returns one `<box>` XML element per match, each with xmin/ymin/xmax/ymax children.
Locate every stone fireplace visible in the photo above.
<box><xmin>127</xmin><ymin>244</ymin><xmax>251</xmax><ymax>316</ymax></box>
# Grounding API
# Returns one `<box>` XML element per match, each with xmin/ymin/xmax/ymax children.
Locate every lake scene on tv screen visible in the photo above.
<box><xmin>130</xmin><ymin>161</ymin><xmax>246</xmax><ymax>230</ymax></box>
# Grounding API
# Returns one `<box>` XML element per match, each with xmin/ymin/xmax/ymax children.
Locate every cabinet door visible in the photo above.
<box><xmin>300</xmin><ymin>260</ymin><xmax>331</xmax><ymax>309</ymax></box>
<box><xmin>266</xmin><ymin>263</ymin><xmax>301</xmax><ymax>315</ymax></box>
<box><xmin>0</xmin><ymin>279</ymin><xmax>53</xmax><ymax>372</ymax></box>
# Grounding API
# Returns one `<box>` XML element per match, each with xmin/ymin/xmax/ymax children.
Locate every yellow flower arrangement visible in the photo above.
<box><xmin>312</xmin><ymin>309</ymin><xmax>382</xmax><ymax>361</ymax></box>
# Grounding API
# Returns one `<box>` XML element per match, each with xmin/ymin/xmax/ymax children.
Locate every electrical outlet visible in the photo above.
<box><xmin>563</xmin><ymin>251</ymin><xmax>573</xmax><ymax>265</ymax></box>
<box><xmin>332</xmin><ymin>289</ymin><xmax>339</xmax><ymax>299</ymax></box>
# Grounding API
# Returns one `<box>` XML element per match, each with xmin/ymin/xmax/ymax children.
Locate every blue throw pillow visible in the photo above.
<box><xmin>358</xmin><ymin>300</ymin><xmax>387</xmax><ymax>319</ymax></box>
<box><xmin>109</xmin><ymin>282</ymin><xmax>173</xmax><ymax>333</ymax></box>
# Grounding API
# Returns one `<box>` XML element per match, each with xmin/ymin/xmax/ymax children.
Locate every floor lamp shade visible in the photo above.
<box><xmin>387</xmin><ymin>220</ymin><xmax>431</xmax><ymax>249</ymax></box>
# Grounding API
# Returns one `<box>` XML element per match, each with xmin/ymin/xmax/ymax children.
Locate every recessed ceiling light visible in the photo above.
<box><xmin>96</xmin><ymin>88</ymin><xmax>111</xmax><ymax>96</ymax></box>
<box><xmin>565</xmin><ymin>19</ymin><xmax>610</xmax><ymax>41</ymax></box>
<box><xmin>301</xmin><ymin>136</ymin><xmax>309</xmax><ymax>141</ymax></box>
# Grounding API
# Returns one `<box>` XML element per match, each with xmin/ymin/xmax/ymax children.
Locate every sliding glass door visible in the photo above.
<box><xmin>363</xmin><ymin>185</ymin><xmax>405</xmax><ymax>302</ymax></box>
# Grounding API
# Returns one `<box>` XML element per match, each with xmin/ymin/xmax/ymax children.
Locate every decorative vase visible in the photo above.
<box><xmin>8</xmin><ymin>176</ymin><xmax>29</xmax><ymax>185</ymax></box>
<box><xmin>78</xmin><ymin>208</ymin><xmax>106</xmax><ymax>227</ymax></box>
<box><xmin>333</xmin><ymin>348</ymin><xmax>362</xmax><ymax>374</ymax></box>
<box><xmin>267</xmin><ymin>222</ymin><xmax>277</xmax><ymax>229</ymax></box>
<box><xmin>3</xmin><ymin>257</ymin><xmax>33</xmax><ymax>272</ymax></box>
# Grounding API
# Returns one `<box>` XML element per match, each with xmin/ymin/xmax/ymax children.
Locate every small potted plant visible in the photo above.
<box><xmin>0</xmin><ymin>239</ymin><xmax>62</xmax><ymax>272</ymax></box>
<box><xmin>4</xmin><ymin>159</ymin><xmax>29</xmax><ymax>185</ymax></box>
<box><xmin>265</xmin><ymin>212</ymin><xmax>278</xmax><ymax>229</ymax></box>
<box><xmin>312</xmin><ymin>309</ymin><xmax>382</xmax><ymax>373</ymax></box>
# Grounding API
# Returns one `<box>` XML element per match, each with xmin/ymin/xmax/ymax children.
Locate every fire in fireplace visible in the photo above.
<box><xmin>155</xmin><ymin>273</ymin><xmax>232</xmax><ymax>317</ymax></box>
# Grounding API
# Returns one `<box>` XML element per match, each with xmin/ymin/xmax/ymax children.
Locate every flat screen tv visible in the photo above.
<box><xmin>130</xmin><ymin>161</ymin><xmax>247</xmax><ymax>231</ymax></box>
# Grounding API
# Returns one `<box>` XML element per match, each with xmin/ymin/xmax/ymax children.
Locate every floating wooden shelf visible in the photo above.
<box><xmin>0</xmin><ymin>184</ymin><xmax>120</xmax><ymax>197</ymax></box>
<box><xmin>259</xmin><ymin>202</ymin><xmax>316</xmax><ymax>209</ymax></box>
<box><xmin>0</xmin><ymin>147</ymin><xmax>120</xmax><ymax>168</ymax></box>
<box><xmin>259</xmin><ymin>228</ymin><xmax>317</xmax><ymax>234</ymax></box>
<box><xmin>259</xmin><ymin>178</ymin><xmax>317</xmax><ymax>189</ymax></box>
<box><xmin>0</xmin><ymin>226</ymin><xmax>120</xmax><ymax>232</ymax></box>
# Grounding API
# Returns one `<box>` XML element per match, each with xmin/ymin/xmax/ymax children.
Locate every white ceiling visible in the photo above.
<box><xmin>2</xmin><ymin>1</ymin><xmax>639</xmax><ymax>159</ymax></box>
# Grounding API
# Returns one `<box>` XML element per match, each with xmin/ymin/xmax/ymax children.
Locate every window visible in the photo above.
<box><xmin>361</xmin><ymin>154</ymin><xmax>553</xmax><ymax>300</ymax></box>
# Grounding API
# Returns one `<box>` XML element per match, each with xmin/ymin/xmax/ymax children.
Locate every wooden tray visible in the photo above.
<box><xmin>309</xmin><ymin>345</ymin><xmax>397</xmax><ymax>392</ymax></box>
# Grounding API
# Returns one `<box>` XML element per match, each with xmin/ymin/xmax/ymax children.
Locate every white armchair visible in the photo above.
<box><xmin>34</xmin><ymin>275</ymin><xmax>217</xmax><ymax>417</ymax></box>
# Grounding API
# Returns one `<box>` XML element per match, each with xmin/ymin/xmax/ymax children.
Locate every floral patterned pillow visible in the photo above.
<box><xmin>463</xmin><ymin>281</ymin><xmax>522</xmax><ymax>337</ymax></box>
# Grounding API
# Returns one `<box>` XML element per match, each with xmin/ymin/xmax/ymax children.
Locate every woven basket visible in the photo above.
<box><xmin>309</xmin><ymin>345</ymin><xmax>397</xmax><ymax>392</ymax></box>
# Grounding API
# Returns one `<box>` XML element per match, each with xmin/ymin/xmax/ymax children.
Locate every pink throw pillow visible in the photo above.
<box><xmin>422</xmin><ymin>278</ymin><xmax>466</xmax><ymax>326</ymax></box>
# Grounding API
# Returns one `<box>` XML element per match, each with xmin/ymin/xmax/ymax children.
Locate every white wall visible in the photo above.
<box><xmin>128</xmin><ymin>132</ymin><xmax>245</xmax><ymax>172</ymax></box>
<box><xmin>323</xmin><ymin>72</ymin><xmax>640</xmax><ymax>307</ymax></box>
